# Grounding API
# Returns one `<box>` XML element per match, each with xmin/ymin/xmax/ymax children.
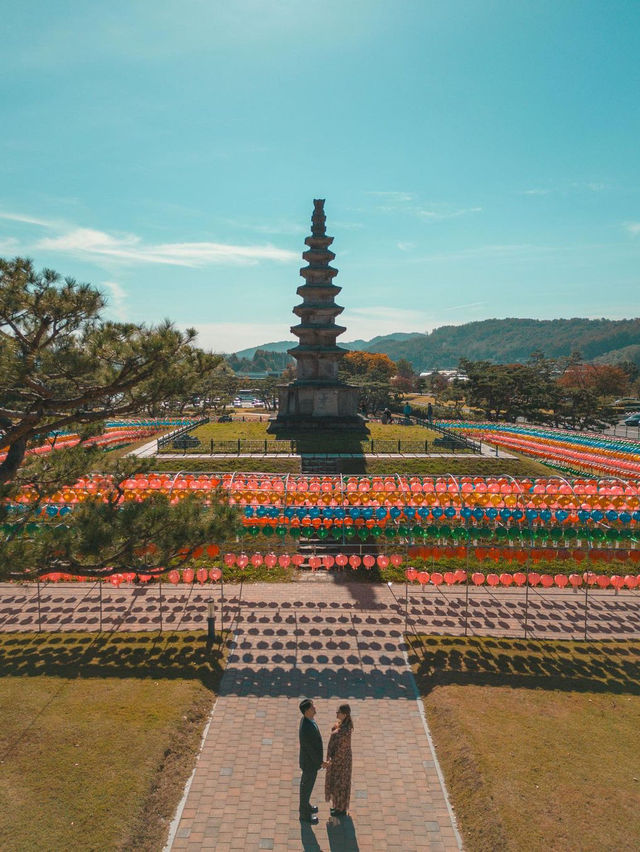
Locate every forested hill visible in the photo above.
<box><xmin>231</xmin><ymin>318</ymin><xmax>640</xmax><ymax>372</ymax></box>
<box><xmin>355</xmin><ymin>318</ymin><xmax>640</xmax><ymax>370</ymax></box>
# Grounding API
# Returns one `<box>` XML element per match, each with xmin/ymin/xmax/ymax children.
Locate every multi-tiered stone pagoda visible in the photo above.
<box><xmin>269</xmin><ymin>199</ymin><xmax>365</xmax><ymax>431</ymax></box>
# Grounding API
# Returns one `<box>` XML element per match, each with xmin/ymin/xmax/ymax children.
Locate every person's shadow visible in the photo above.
<box><xmin>326</xmin><ymin>815</ymin><xmax>360</xmax><ymax>851</ymax></box>
<box><xmin>300</xmin><ymin>815</ymin><xmax>359</xmax><ymax>851</ymax></box>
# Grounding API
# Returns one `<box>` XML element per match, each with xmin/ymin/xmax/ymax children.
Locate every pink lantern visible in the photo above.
<box><xmin>349</xmin><ymin>554</ymin><xmax>361</xmax><ymax>569</ymax></box>
<box><xmin>540</xmin><ymin>574</ymin><xmax>554</xmax><ymax>588</ymax></box>
<box><xmin>406</xmin><ymin>567</ymin><xmax>417</xmax><ymax>582</ymax></box>
<box><xmin>554</xmin><ymin>574</ymin><xmax>568</xmax><ymax>588</ymax></box>
<box><xmin>443</xmin><ymin>571</ymin><xmax>456</xmax><ymax>585</ymax></box>
<box><xmin>251</xmin><ymin>553</ymin><xmax>263</xmax><ymax>567</ymax></box>
<box><xmin>583</xmin><ymin>571</ymin><xmax>597</xmax><ymax>586</ymax></box>
<box><xmin>596</xmin><ymin>575</ymin><xmax>610</xmax><ymax>588</ymax></box>
<box><xmin>209</xmin><ymin>567</ymin><xmax>222</xmax><ymax>581</ymax></box>
<box><xmin>237</xmin><ymin>554</ymin><xmax>249</xmax><ymax>569</ymax></box>
<box><xmin>527</xmin><ymin>572</ymin><xmax>541</xmax><ymax>587</ymax></box>
<box><xmin>291</xmin><ymin>554</ymin><xmax>305</xmax><ymax>567</ymax></box>
<box><xmin>471</xmin><ymin>572</ymin><xmax>485</xmax><ymax>586</ymax></box>
<box><xmin>335</xmin><ymin>553</ymin><xmax>348</xmax><ymax>567</ymax></box>
<box><xmin>138</xmin><ymin>573</ymin><xmax>152</xmax><ymax>583</ymax></box>
<box><xmin>486</xmin><ymin>573</ymin><xmax>499</xmax><ymax>587</ymax></box>
<box><xmin>322</xmin><ymin>555</ymin><xmax>335</xmax><ymax>569</ymax></box>
<box><xmin>309</xmin><ymin>555</ymin><xmax>321</xmax><ymax>570</ymax></box>
<box><xmin>110</xmin><ymin>574</ymin><xmax>122</xmax><ymax>587</ymax></box>
<box><xmin>568</xmin><ymin>573</ymin><xmax>582</xmax><ymax>588</ymax></box>
<box><xmin>499</xmin><ymin>573</ymin><xmax>513</xmax><ymax>587</ymax></box>
<box><xmin>390</xmin><ymin>554</ymin><xmax>403</xmax><ymax>567</ymax></box>
<box><xmin>223</xmin><ymin>553</ymin><xmax>236</xmax><ymax>566</ymax></box>
<box><xmin>377</xmin><ymin>555</ymin><xmax>389</xmax><ymax>569</ymax></box>
<box><xmin>264</xmin><ymin>553</ymin><xmax>278</xmax><ymax>569</ymax></box>
<box><xmin>363</xmin><ymin>554</ymin><xmax>375</xmax><ymax>569</ymax></box>
<box><xmin>430</xmin><ymin>571</ymin><xmax>443</xmax><ymax>586</ymax></box>
<box><xmin>167</xmin><ymin>569</ymin><xmax>180</xmax><ymax>584</ymax></box>
<box><xmin>278</xmin><ymin>553</ymin><xmax>291</xmax><ymax>568</ymax></box>
<box><xmin>513</xmin><ymin>572</ymin><xmax>527</xmax><ymax>587</ymax></box>
<box><xmin>196</xmin><ymin>567</ymin><xmax>208</xmax><ymax>584</ymax></box>
<box><xmin>417</xmin><ymin>571</ymin><xmax>430</xmax><ymax>585</ymax></box>
<box><xmin>624</xmin><ymin>575</ymin><xmax>638</xmax><ymax>589</ymax></box>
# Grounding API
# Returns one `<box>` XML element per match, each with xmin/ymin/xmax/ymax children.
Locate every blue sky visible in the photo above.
<box><xmin>1</xmin><ymin>1</ymin><xmax>639</xmax><ymax>352</ymax></box>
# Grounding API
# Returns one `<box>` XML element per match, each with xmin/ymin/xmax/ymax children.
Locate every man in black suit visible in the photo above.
<box><xmin>298</xmin><ymin>698</ymin><xmax>326</xmax><ymax>824</ymax></box>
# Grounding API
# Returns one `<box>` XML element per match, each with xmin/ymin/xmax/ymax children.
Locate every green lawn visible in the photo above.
<box><xmin>152</xmin><ymin>455</ymin><xmax>554</xmax><ymax>477</ymax></box>
<box><xmin>408</xmin><ymin>636</ymin><xmax>640</xmax><ymax>851</ymax></box>
<box><xmin>0</xmin><ymin>632</ymin><xmax>225</xmax><ymax>851</ymax></box>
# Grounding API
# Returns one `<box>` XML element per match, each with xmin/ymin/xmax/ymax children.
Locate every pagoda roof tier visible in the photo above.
<box><xmin>302</xmin><ymin>246</ymin><xmax>336</xmax><ymax>261</ymax></box>
<box><xmin>304</xmin><ymin>234</ymin><xmax>334</xmax><ymax>248</ymax></box>
<box><xmin>296</xmin><ymin>282</ymin><xmax>341</xmax><ymax>296</ymax></box>
<box><xmin>287</xmin><ymin>343</ymin><xmax>349</xmax><ymax>356</ymax></box>
<box><xmin>290</xmin><ymin>323</ymin><xmax>347</xmax><ymax>335</ymax></box>
<box><xmin>299</xmin><ymin>264</ymin><xmax>339</xmax><ymax>277</ymax></box>
<box><xmin>293</xmin><ymin>303</ymin><xmax>344</xmax><ymax>316</ymax></box>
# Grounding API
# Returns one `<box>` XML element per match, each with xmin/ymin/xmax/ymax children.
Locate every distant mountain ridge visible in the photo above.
<box><xmin>231</xmin><ymin>318</ymin><xmax>640</xmax><ymax>371</ymax></box>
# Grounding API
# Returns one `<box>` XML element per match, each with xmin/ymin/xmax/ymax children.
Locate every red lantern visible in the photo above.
<box><xmin>390</xmin><ymin>554</ymin><xmax>403</xmax><ymax>567</ymax></box>
<box><xmin>335</xmin><ymin>553</ymin><xmax>348</xmax><ymax>567</ymax></box>
<box><xmin>322</xmin><ymin>555</ymin><xmax>335</xmax><ymax>569</ymax></box>
<box><xmin>431</xmin><ymin>571</ymin><xmax>443</xmax><ymax>585</ymax></box>
<box><xmin>209</xmin><ymin>567</ymin><xmax>222</xmax><ymax>581</ymax></box>
<box><xmin>138</xmin><ymin>573</ymin><xmax>152</xmax><ymax>583</ymax></box>
<box><xmin>309</xmin><ymin>555</ymin><xmax>321</xmax><ymax>570</ymax></box>
<box><xmin>223</xmin><ymin>553</ymin><xmax>236</xmax><ymax>566</ymax></box>
<box><xmin>499</xmin><ymin>573</ymin><xmax>513</xmax><ymax>587</ymax></box>
<box><xmin>528</xmin><ymin>572</ymin><xmax>541</xmax><ymax>587</ymax></box>
<box><xmin>207</xmin><ymin>544</ymin><xmax>220</xmax><ymax>558</ymax></box>
<box><xmin>471</xmin><ymin>572</ymin><xmax>485</xmax><ymax>586</ymax></box>
<box><xmin>196</xmin><ymin>567</ymin><xmax>208</xmax><ymax>584</ymax></box>
<box><xmin>363</xmin><ymin>554</ymin><xmax>375</xmax><ymax>569</ymax></box>
<box><xmin>193</xmin><ymin>545</ymin><xmax>204</xmax><ymax>559</ymax></box>
<box><xmin>349</xmin><ymin>555</ymin><xmax>361</xmax><ymax>569</ymax></box>
<box><xmin>406</xmin><ymin>568</ymin><xmax>418</xmax><ymax>582</ymax></box>
<box><xmin>443</xmin><ymin>571</ymin><xmax>456</xmax><ymax>585</ymax></box>
<box><xmin>377</xmin><ymin>555</ymin><xmax>389</xmax><ymax>569</ymax></box>
<box><xmin>513</xmin><ymin>572</ymin><xmax>526</xmax><ymax>587</ymax></box>
<box><xmin>291</xmin><ymin>554</ymin><xmax>305</xmax><ymax>567</ymax></box>
<box><xmin>167</xmin><ymin>569</ymin><xmax>180</xmax><ymax>584</ymax></box>
<box><xmin>417</xmin><ymin>571</ymin><xmax>429</xmax><ymax>585</ymax></box>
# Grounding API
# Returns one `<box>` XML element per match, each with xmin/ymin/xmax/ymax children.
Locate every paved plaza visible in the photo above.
<box><xmin>2</xmin><ymin>580</ymin><xmax>639</xmax><ymax>850</ymax></box>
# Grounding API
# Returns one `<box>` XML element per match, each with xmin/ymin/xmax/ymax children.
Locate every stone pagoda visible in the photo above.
<box><xmin>269</xmin><ymin>199</ymin><xmax>365</xmax><ymax>431</ymax></box>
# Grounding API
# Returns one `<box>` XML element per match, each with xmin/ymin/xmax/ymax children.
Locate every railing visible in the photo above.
<box><xmin>156</xmin><ymin>416</ymin><xmax>209</xmax><ymax>451</ymax></box>
<box><xmin>387</xmin><ymin>412</ymin><xmax>481</xmax><ymax>453</ymax></box>
<box><xmin>158</xmin><ymin>437</ymin><xmax>475</xmax><ymax>455</ymax></box>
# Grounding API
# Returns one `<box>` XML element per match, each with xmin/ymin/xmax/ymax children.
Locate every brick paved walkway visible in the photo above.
<box><xmin>2</xmin><ymin>580</ymin><xmax>639</xmax><ymax>850</ymax></box>
<box><xmin>166</xmin><ymin>582</ymin><xmax>461</xmax><ymax>852</ymax></box>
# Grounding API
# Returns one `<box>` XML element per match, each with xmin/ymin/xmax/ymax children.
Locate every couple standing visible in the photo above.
<box><xmin>298</xmin><ymin>698</ymin><xmax>353</xmax><ymax>824</ymax></box>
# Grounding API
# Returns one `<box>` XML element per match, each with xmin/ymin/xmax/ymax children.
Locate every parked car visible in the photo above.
<box><xmin>623</xmin><ymin>412</ymin><xmax>640</xmax><ymax>425</ymax></box>
<box><xmin>217</xmin><ymin>414</ymin><xmax>232</xmax><ymax>422</ymax></box>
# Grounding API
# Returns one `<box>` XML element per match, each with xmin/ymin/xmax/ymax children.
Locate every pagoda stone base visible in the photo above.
<box><xmin>268</xmin><ymin>382</ymin><xmax>367</xmax><ymax>432</ymax></box>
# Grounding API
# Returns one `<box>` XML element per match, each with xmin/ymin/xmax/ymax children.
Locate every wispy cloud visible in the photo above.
<box><xmin>366</xmin><ymin>191</ymin><xmax>414</xmax><ymax>203</ymax></box>
<box><xmin>1</xmin><ymin>207</ymin><xmax>299</xmax><ymax>268</ymax></box>
<box><xmin>35</xmin><ymin>226</ymin><xmax>297</xmax><ymax>267</ymax></box>
<box><xmin>0</xmin><ymin>210</ymin><xmax>59</xmax><ymax>227</ymax></box>
<box><xmin>417</xmin><ymin>206</ymin><xmax>482</xmax><ymax>221</ymax></box>
<box><xmin>101</xmin><ymin>280</ymin><xmax>128</xmax><ymax>320</ymax></box>
<box><xmin>522</xmin><ymin>188</ymin><xmax>551</xmax><ymax>196</ymax></box>
<box><xmin>184</xmin><ymin>321</ymin><xmax>294</xmax><ymax>353</ymax></box>
<box><xmin>397</xmin><ymin>241</ymin><xmax>415</xmax><ymax>251</ymax></box>
<box><xmin>624</xmin><ymin>222</ymin><xmax>640</xmax><ymax>236</ymax></box>
<box><xmin>0</xmin><ymin>237</ymin><xmax>20</xmax><ymax>253</ymax></box>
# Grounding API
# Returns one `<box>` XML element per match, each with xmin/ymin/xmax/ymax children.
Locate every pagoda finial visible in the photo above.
<box><xmin>311</xmin><ymin>198</ymin><xmax>326</xmax><ymax>237</ymax></box>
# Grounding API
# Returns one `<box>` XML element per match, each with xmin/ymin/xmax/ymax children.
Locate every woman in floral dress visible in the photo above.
<box><xmin>324</xmin><ymin>704</ymin><xmax>353</xmax><ymax>816</ymax></box>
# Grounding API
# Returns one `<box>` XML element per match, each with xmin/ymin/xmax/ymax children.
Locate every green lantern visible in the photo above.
<box><xmin>385</xmin><ymin>527</ymin><xmax>397</xmax><ymax>538</ymax></box>
<box><xmin>345</xmin><ymin>527</ymin><xmax>356</xmax><ymax>539</ymax></box>
<box><xmin>275</xmin><ymin>525</ymin><xmax>287</xmax><ymax>537</ymax></box>
<box><xmin>411</xmin><ymin>524</ymin><xmax>424</xmax><ymax>539</ymax></box>
<box><xmin>289</xmin><ymin>527</ymin><xmax>301</xmax><ymax>539</ymax></box>
<box><xmin>262</xmin><ymin>525</ymin><xmax>273</xmax><ymax>537</ymax></box>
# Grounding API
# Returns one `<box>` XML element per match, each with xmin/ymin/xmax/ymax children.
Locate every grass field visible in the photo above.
<box><xmin>408</xmin><ymin>635</ymin><xmax>640</xmax><ymax>851</ymax></box>
<box><xmin>0</xmin><ymin>631</ymin><xmax>225</xmax><ymax>851</ymax></box>
<box><xmin>152</xmin><ymin>455</ymin><xmax>554</xmax><ymax>477</ymax></box>
<box><xmin>159</xmin><ymin>420</ymin><xmax>449</xmax><ymax>454</ymax></box>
